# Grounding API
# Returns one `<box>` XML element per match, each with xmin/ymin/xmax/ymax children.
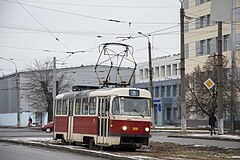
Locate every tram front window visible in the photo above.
<box><xmin>112</xmin><ymin>97</ymin><xmax>150</xmax><ymax>117</ymax></box>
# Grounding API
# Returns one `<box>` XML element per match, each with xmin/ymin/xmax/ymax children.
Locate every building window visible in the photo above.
<box><xmin>167</xmin><ymin>85</ymin><xmax>171</xmax><ymax>97</ymax></box>
<box><xmin>207</xmin><ymin>38</ymin><xmax>212</xmax><ymax>54</ymax></box>
<box><xmin>173</xmin><ymin>85</ymin><xmax>177</xmax><ymax>97</ymax></box>
<box><xmin>172</xmin><ymin>64</ymin><xmax>177</xmax><ymax>76</ymax></box>
<box><xmin>139</xmin><ymin>69</ymin><xmax>143</xmax><ymax>80</ymax></box>
<box><xmin>161</xmin><ymin>66</ymin><xmax>165</xmax><ymax>78</ymax></box>
<box><xmin>206</xmin><ymin>14</ymin><xmax>211</xmax><ymax>26</ymax></box>
<box><xmin>173</xmin><ymin>108</ymin><xmax>178</xmax><ymax>120</ymax></box>
<box><xmin>166</xmin><ymin>65</ymin><xmax>171</xmax><ymax>76</ymax></box>
<box><xmin>223</xmin><ymin>34</ymin><xmax>230</xmax><ymax>51</ymax></box>
<box><xmin>161</xmin><ymin>86</ymin><xmax>165</xmax><ymax>97</ymax></box>
<box><xmin>144</xmin><ymin>68</ymin><xmax>149</xmax><ymax>79</ymax></box>
<box><xmin>155</xmin><ymin>86</ymin><xmax>159</xmax><ymax>98</ymax></box>
<box><xmin>200</xmin><ymin>16</ymin><xmax>204</xmax><ymax>28</ymax></box>
<box><xmin>200</xmin><ymin>40</ymin><xmax>206</xmax><ymax>55</ymax></box>
<box><xmin>196</xmin><ymin>0</ymin><xmax>209</xmax><ymax>5</ymax></box>
<box><xmin>155</xmin><ymin>67</ymin><xmax>159</xmax><ymax>78</ymax></box>
<box><xmin>166</xmin><ymin>107</ymin><xmax>171</xmax><ymax>120</ymax></box>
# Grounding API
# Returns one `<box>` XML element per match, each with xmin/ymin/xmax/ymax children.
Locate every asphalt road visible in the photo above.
<box><xmin>0</xmin><ymin>128</ymin><xmax>239</xmax><ymax>149</ymax></box>
<box><xmin>0</xmin><ymin>142</ymin><xmax>108</xmax><ymax>160</ymax></box>
<box><xmin>0</xmin><ymin>127</ymin><xmax>51</xmax><ymax>138</ymax></box>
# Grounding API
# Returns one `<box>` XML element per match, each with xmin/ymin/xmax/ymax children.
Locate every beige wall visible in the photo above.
<box><xmin>185</xmin><ymin>0</ymin><xmax>240</xmax><ymax>74</ymax></box>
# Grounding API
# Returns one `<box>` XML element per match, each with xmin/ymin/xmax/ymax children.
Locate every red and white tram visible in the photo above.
<box><xmin>53</xmin><ymin>87</ymin><xmax>151</xmax><ymax>149</ymax></box>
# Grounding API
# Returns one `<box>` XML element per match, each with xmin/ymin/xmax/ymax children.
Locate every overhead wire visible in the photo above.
<box><xmin>17</xmin><ymin>0</ymin><xmax>179</xmax><ymax>9</ymax></box>
<box><xmin>2</xmin><ymin>0</ymin><xmax>179</xmax><ymax>25</ymax></box>
<box><xmin>14</xmin><ymin>0</ymin><xmax>70</xmax><ymax>51</ymax></box>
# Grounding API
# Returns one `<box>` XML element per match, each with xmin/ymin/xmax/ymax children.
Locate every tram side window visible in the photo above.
<box><xmin>82</xmin><ymin>98</ymin><xmax>89</xmax><ymax>115</ymax></box>
<box><xmin>56</xmin><ymin>100</ymin><xmax>62</xmax><ymax>115</ymax></box>
<box><xmin>112</xmin><ymin>97</ymin><xmax>120</xmax><ymax>115</ymax></box>
<box><xmin>75</xmin><ymin>99</ymin><xmax>81</xmax><ymax>115</ymax></box>
<box><xmin>89</xmin><ymin>97</ymin><xmax>96</xmax><ymax>115</ymax></box>
<box><xmin>62</xmin><ymin>100</ymin><xmax>68</xmax><ymax>115</ymax></box>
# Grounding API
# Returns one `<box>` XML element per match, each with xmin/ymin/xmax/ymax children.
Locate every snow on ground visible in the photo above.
<box><xmin>0</xmin><ymin>137</ymin><xmax>160</xmax><ymax>160</ymax></box>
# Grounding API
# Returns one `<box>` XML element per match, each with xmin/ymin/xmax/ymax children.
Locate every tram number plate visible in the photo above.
<box><xmin>132</xmin><ymin>127</ymin><xmax>138</xmax><ymax>131</ymax></box>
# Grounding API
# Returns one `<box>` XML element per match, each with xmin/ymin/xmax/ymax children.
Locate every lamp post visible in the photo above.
<box><xmin>138</xmin><ymin>32</ymin><xmax>154</xmax><ymax>126</ymax></box>
<box><xmin>0</xmin><ymin>57</ymin><xmax>20</xmax><ymax>127</ymax></box>
<box><xmin>230</xmin><ymin>48</ymin><xmax>240</xmax><ymax>132</ymax></box>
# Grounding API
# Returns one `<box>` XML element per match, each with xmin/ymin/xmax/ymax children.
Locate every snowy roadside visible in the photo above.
<box><xmin>1</xmin><ymin>137</ymin><xmax>240</xmax><ymax>160</ymax></box>
<box><xmin>0</xmin><ymin>137</ymin><xmax>162</xmax><ymax>160</ymax></box>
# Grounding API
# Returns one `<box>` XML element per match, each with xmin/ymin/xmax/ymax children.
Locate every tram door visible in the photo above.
<box><xmin>97</xmin><ymin>97</ymin><xmax>109</xmax><ymax>144</ymax></box>
<box><xmin>67</xmin><ymin>99</ymin><xmax>74</xmax><ymax>141</ymax></box>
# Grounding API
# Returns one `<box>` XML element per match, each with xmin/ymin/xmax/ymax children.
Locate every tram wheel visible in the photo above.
<box><xmin>61</xmin><ymin>136</ymin><xmax>66</xmax><ymax>145</ymax></box>
<box><xmin>89</xmin><ymin>138</ymin><xmax>95</xmax><ymax>150</ymax></box>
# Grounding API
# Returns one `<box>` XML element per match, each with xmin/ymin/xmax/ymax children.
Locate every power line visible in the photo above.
<box><xmin>16</xmin><ymin>0</ymin><xmax>179</xmax><ymax>9</ymax></box>
<box><xmin>2</xmin><ymin>0</ymin><xmax>178</xmax><ymax>25</ymax></box>
<box><xmin>14</xmin><ymin>0</ymin><xmax>70</xmax><ymax>50</ymax></box>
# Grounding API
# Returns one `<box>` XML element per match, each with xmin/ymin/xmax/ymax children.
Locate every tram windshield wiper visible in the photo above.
<box><xmin>130</xmin><ymin>107</ymin><xmax>144</xmax><ymax>118</ymax></box>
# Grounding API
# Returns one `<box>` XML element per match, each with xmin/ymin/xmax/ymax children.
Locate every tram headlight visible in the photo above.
<box><xmin>122</xmin><ymin>126</ymin><xmax>128</xmax><ymax>131</ymax></box>
<box><xmin>145</xmin><ymin>127</ymin><xmax>150</xmax><ymax>132</ymax></box>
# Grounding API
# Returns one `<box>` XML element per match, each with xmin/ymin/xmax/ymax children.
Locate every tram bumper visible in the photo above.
<box><xmin>119</xmin><ymin>134</ymin><xmax>151</xmax><ymax>147</ymax></box>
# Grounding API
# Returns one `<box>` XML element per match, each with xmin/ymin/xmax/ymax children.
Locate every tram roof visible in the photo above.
<box><xmin>55</xmin><ymin>87</ymin><xmax>150</xmax><ymax>99</ymax></box>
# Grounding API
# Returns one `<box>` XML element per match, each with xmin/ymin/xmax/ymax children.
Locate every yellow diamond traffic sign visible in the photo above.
<box><xmin>204</xmin><ymin>78</ymin><xmax>215</xmax><ymax>89</ymax></box>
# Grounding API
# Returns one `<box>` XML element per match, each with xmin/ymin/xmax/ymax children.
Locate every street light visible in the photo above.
<box><xmin>230</xmin><ymin>48</ymin><xmax>240</xmax><ymax>132</ymax></box>
<box><xmin>138</xmin><ymin>32</ymin><xmax>154</xmax><ymax>127</ymax></box>
<box><xmin>0</xmin><ymin>57</ymin><xmax>20</xmax><ymax>128</ymax></box>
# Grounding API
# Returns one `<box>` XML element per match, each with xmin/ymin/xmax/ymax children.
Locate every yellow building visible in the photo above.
<box><xmin>184</xmin><ymin>0</ymin><xmax>240</xmax><ymax>73</ymax></box>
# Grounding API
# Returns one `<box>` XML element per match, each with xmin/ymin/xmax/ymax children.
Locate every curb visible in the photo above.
<box><xmin>0</xmin><ymin>138</ymin><xmax>135</xmax><ymax>160</ymax></box>
<box><xmin>168</xmin><ymin>135</ymin><xmax>240</xmax><ymax>142</ymax></box>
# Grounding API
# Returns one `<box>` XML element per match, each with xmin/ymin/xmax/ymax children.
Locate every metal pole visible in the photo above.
<box><xmin>217</xmin><ymin>21</ymin><xmax>224</xmax><ymax>135</ymax></box>
<box><xmin>230</xmin><ymin>0</ymin><xmax>236</xmax><ymax>132</ymax></box>
<box><xmin>180</xmin><ymin>2</ymin><xmax>187</xmax><ymax>134</ymax></box>
<box><xmin>52</xmin><ymin>57</ymin><xmax>57</xmax><ymax>122</ymax></box>
<box><xmin>138</xmin><ymin>32</ymin><xmax>154</xmax><ymax>127</ymax></box>
<box><xmin>148</xmin><ymin>38</ymin><xmax>154</xmax><ymax>127</ymax></box>
<box><xmin>16</xmin><ymin>71</ymin><xmax>20</xmax><ymax>128</ymax></box>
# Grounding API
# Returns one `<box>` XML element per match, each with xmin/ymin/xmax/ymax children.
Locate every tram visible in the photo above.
<box><xmin>53</xmin><ymin>87</ymin><xmax>151</xmax><ymax>149</ymax></box>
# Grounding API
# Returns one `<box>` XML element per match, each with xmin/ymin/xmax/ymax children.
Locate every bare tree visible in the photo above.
<box><xmin>23</xmin><ymin>59</ymin><xmax>72</xmax><ymax>122</ymax></box>
<box><xmin>185</xmin><ymin>55</ymin><xmax>239</xmax><ymax>119</ymax></box>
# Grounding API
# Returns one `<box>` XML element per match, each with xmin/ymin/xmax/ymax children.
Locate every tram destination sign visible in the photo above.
<box><xmin>129</xmin><ymin>90</ymin><xmax>140</xmax><ymax>96</ymax></box>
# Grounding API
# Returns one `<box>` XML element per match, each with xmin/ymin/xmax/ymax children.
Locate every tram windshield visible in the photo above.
<box><xmin>112</xmin><ymin>97</ymin><xmax>150</xmax><ymax>117</ymax></box>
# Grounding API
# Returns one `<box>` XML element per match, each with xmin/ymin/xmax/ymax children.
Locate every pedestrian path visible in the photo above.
<box><xmin>151</xmin><ymin>126</ymin><xmax>240</xmax><ymax>142</ymax></box>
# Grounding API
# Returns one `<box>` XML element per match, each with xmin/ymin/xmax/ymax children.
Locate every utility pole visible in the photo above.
<box><xmin>180</xmin><ymin>1</ymin><xmax>187</xmax><ymax>134</ymax></box>
<box><xmin>138</xmin><ymin>32</ymin><xmax>154</xmax><ymax>127</ymax></box>
<box><xmin>16</xmin><ymin>72</ymin><xmax>20</xmax><ymax>128</ymax></box>
<box><xmin>230</xmin><ymin>0</ymin><xmax>236</xmax><ymax>132</ymax></box>
<box><xmin>217</xmin><ymin>22</ymin><xmax>224</xmax><ymax>135</ymax></box>
<box><xmin>52</xmin><ymin>57</ymin><xmax>57</xmax><ymax>122</ymax></box>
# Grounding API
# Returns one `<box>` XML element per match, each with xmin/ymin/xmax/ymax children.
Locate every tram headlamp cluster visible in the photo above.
<box><xmin>145</xmin><ymin>127</ymin><xmax>150</xmax><ymax>132</ymax></box>
<box><xmin>122</xmin><ymin>126</ymin><xmax>128</xmax><ymax>131</ymax></box>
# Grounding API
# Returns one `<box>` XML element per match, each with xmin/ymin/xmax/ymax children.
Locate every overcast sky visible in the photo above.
<box><xmin>0</xmin><ymin>0</ymin><xmax>180</xmax><ymax>75</ymax></box>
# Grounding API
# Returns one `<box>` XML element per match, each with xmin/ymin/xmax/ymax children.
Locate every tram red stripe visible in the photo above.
<box><xmin>110</xmin><ymin>120</ymin><xmax>151</xmax><ymax>135</ymax></box>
